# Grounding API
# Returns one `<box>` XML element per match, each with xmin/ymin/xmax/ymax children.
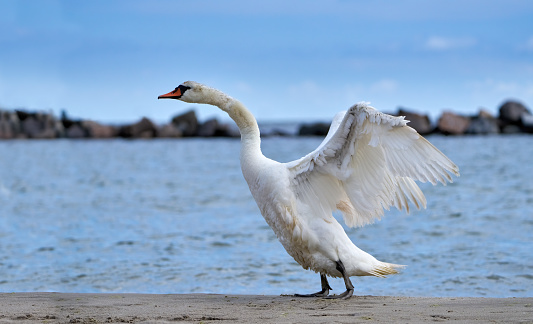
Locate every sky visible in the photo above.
<box><xmin>1</xmin><ymin>0</ymin><xmax>532</xmax><ymax>124</ymax></box>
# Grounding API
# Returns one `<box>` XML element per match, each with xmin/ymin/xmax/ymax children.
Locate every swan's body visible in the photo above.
<box><xmin>159</xmin><ymin>81</ymin><xmax>459</xmax><ymax>298</ymax></box>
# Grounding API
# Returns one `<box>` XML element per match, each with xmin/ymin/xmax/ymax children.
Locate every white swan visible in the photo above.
<box><xmin>159</xmin><ymin>81</ymin><xmax>459</xmax><ymax>299</ymax></box>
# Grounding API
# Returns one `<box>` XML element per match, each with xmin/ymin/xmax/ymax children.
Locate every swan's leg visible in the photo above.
<box><xmin>294</xmin><ymin>274</ymin><xmax>332</xmax><ymax>297</ymax></box>
<box><xmin>324</xmin><ymin>260</ymin><xmax>354</xmax><ymax>300</ymax></box>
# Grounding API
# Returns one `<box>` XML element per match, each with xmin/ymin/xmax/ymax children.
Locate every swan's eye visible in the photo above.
<box><xmin>174</xmin><ymin>85</ymin><xmax>191</xmax><ymax>96</ymax></box>
<box><xmin>168</xmin><ymin>85</ymin><xmax>191</xmax><ymax>98</ymax></box>
<box><xmin>179</xmin><ymin>85</ymin><xmax>191</xmax><ymax>93</ymax></box>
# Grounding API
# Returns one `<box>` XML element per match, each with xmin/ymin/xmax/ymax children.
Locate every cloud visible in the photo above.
<box><xmin>282</xmin><ymin>79</ymin><xmax>399</xmax><ymax>114</ymax></box>
<box><xmin>425</xmin><ymin>36</ymin><xmax>477</xmax><ymax>51</ymax></box>
<box><xmin>287</xmin><ymin>79</ymin><xmax>398</xmax><ymax>99</ymax></box>
<box><xmin>233</xmin><ymin>81</ymin><xmax>253</xmax><ymax>93</ymax></box>
<box><xmin>369</xmin><ymin>79</ymin><xmax>398</xmax><ymax>93</ymax></box>
<box><xmin>466</xmin><ymin>78</ymin><xmax>533</xmax><ymax>104</ymax></box>
<box><xmin>287</xmin><ymin>80</ymin><xmax>321</xmax><ymax>98</ymax></box>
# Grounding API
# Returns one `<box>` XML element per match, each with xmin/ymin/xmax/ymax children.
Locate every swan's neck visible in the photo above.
<box><xmin>200</xmin><ymin>88</ymin><xmax>262</xmax><ymax>160</ymax></box>
<box><xmin>228</xmin><ymin>100</ymin><xmax>262</xmax><ymax>163</ymax></box>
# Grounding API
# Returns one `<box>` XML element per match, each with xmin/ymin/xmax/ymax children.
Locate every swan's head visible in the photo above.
<box><xmin>159</xmin><ymin>81</ymin><xmax>256</xmax><ymax>131</ymax></box>
<box><xmin>158</xmin><ymin>80</ymin><xmax>233</xmax><ymax>110</ymax></box>
<box><xmin>158</xmin><ymin>81</ymin><xmax>199</xmax><ymax>102</ymax></box>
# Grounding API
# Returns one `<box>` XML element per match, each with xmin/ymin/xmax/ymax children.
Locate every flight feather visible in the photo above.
<box><xmin>286</xmin><ymin>102</ymin><xmax>459</xmax><ymax>228</ymax></box>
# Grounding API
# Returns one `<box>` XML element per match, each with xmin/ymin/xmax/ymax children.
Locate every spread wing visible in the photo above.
<box><xmin>285</xmin><ymin>102</ymin><xmax>459</xmax><ymax>227</ymax></box>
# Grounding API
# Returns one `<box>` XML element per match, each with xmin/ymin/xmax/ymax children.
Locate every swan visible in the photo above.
<box><xmin>158</xmin><ymin>81</ymin><xmax>459</xmax><ymax>299</ymax></box>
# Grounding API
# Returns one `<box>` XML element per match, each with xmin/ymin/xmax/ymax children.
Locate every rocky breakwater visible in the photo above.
<box><xmin>0</xmin><ymin>109</ymin><xmax>239</xmax><ymax>140</ymax></box>
<box><xmin>298</xmin><ymin>100</ymin><xmax>533</xmax><ymax>136</ymax></box>
<box><xmin>2</xmin><ymin>100</ymin><xmax>532</xmax><ymax>139</ymax></box>
<box><xmin>436</xmin><ymin>100</ymin><xmax>532</xmax><ymax>135</ymax></box>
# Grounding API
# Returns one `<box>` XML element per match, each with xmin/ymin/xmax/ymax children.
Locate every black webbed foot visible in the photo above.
<box><xmin>294</xmin><ymin>273</ymin><xmax>332</xmax><ymax>298</ymax></box>
<box><xmin>296</xmin><ymin>260</ymin><xmax>355</xmax><ymax>300</ymax></box>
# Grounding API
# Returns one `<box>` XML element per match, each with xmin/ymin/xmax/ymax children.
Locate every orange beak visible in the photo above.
<box><xmin>158</xmin><ymin>88</ymin><xmax>182</xmax><ymax>99</ymax></box>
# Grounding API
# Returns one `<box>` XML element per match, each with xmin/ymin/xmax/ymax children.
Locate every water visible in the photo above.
<box><xmin>0</xmin><ymin>135</ymin><xmax>532</xmax><ymax>297</ymax></box>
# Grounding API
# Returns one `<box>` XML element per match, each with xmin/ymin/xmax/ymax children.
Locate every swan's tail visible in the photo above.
<box><xmin>368</xmin><ymin>262</ymin><xmax>406</xmax><ymax>278</ymax></box>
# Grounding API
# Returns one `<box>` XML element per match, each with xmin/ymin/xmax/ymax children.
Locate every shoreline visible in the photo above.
<box><xmin>0</xmin><ymin>293</ymin><xmax>531</xmax><ymax>323</ymax></box>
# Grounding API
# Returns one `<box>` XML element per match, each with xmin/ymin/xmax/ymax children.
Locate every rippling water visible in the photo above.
<box><xmin>0</xmin><ymin>135</ymin><xmax>532</xmax><ymax>297</ymax></box>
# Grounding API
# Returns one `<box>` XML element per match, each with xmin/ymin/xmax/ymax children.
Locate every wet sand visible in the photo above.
<box><xmin>0</xmin><ymin>293</ymin><xmax>531</xmax><ymax>323</ymax></box>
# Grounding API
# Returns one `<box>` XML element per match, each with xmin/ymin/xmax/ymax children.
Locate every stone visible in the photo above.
<box><xmin>437</xmin><ymin>111</ymin><xmax>470</xmax><ymax>135</ymax></box>
<box><xmin>521</xmin><ymin>114</ymin><xmax>533</xmax><ymax>133</ymax></box>
<box><xmin>13</xmin><ymin>111</ymin><xmax>64</xmax><ymax>139</ymax></box>
<box><xmin>0</xmin><ymin>120</ymin><xmax>12</xmax><ymax>139</ymax></box>
<box><xmin>20</xmin><ymin>114</ymin><xmax>58</xmax><ymax>139</ymax></box>
<box><xmin>501</xmin><ymin>125</ymin><xmax>522</xmax><ymax>134</ymax></box>
<box><xmin>396</xmin><ymin>109</ymin><xmax>433</xmax><ymax>135</ymax></box>
<box><xmin>20</xmin><ymin>116</ymin><xmax>41</xmax><ymax>138</ymax></box>
<box><xmin>498</xmin><ymin>100</ymin><xmax>530</xmax><ymax>124</ymax></box>
<box><xmin>82</xmin><ymin>120</ymin><xmax>116</xmax><ymax>138</ymax></box>
<box><xmin>197</xmin><ymin>119</ymin><xmax>219</xmax><ymax>137</ymax></box>
<box><xmin>171</xmin><ymin>110</ymin><xmax>198</xmax><ymax>136</ymax></box>
<box><xmin>41</xmin><ymin>113</ymin><xmax>64</xmax><ymax>138</ymax></box>
<box><xmin>0</xmin><ymin>110</ymin><xmax>21</xmax><ymax>139</ymax></box>
<box><xmin>15</xmin><ymin>110</ymin><xmax>31</xmax><ymax>121</ymax></box>
<box><xmin>298</xmin><ymin>122</ymin><xmax>331</xmax><ymax>136</ymax></box>
<box><xmin>465</xmin><ymin>110</ymin><xmax>500</xmax><ymax>135</ymax></box>
<box><xmin>158</xmin><ymin>123</ymin><xmax>183</xmax><ymax>138</ymax></box>
<box><xmin>216</xmin><ymin>123</ymin><xmax>240</xmax><ymax>137</ymax></box>
<box><xmin>65</xmin><ymin>123</ymin><xmax>88</xmax><ymax>138</ymax></box>
<box><xmin>118</xmin><ymin>117</ymin><xmax>157</xmax><ymax>138</ymax></box>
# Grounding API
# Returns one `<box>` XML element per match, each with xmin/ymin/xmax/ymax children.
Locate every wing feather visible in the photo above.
<box><xmin>285</xmin><ymin>103</ymin><xmax>459</xmax><ymax>228</ymax></box>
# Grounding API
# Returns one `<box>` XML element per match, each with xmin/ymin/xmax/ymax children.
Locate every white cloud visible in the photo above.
<box><xmin>479</xmin><ymin>80</ymin><xmax>533</xmax><ymax>96</ymax></box>
<box><xmin>288</xmin><ymin>79</ymin><xmax>398</xmax><ymax>100</ymax></box>
<box><xmin>425</xmin><ymin>36</ymin><xmax>477</xmax><ymax>51</ymax></box>
<box><xmin>234</xmin><ymin>81</ymin><xmax>253</xmax><ymax>93</ymax></box>
<box><xmin>287</xmin><ymin>80</ymin><xmax>321</xmax><ymax>98</ymax></box>
<box><xmin>281</xmin><ymin>79</ymin><xmax>399</xmax><ymax>116</ymax></box>
<box><xmin>370</xmin><ymin>79</ymin><xmax>398</xmax><ymax>92</ymax></box>
<box><xmin>466</xmin><ymin>79</ymin><xmax>533</xmax><ymax>107</ymax></box>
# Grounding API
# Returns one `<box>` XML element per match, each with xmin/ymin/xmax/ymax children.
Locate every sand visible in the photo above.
<box><xmin>0</xmin><ymin>293</ymin><xmax>531</xmax><ymax>323</ymax></box>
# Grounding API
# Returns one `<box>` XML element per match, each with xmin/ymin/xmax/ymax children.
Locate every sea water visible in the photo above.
<box><xmin>0</xmin><ymin>135</ymin><xmax>531</xmax><ymax>297</ymax></box>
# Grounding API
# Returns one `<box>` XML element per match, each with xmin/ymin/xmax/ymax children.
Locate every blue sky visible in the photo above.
<box><xmin>1</xmin><ymin>0</ymin><xmax>532</xmax><ymax>124</ymax></box>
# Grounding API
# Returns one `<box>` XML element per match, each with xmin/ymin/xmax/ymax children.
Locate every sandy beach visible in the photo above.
<box><xmin>0</xmin><ymin>293</ymin><xmax>531</xmax><ymax>323</ymax></box>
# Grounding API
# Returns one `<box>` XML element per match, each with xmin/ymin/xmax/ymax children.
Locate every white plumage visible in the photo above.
<box><xmin>159</xmin><ymin>81</ymin><xmax>459</xmax><ymax>299</ymax></box>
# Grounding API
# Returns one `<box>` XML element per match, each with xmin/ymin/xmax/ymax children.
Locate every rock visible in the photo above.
<box><xmin>196</xmin><ymin>119</ymin><xmax>239</xmax><ymax>137</ymax></box>
<box><xmin>19</xmin><ymin>112</ymin><xmax>62</xmax><ymax>139</ymax></box>
<box><xmin>82</xmin><ymin>120</ymin><xmax>116</xmax><ymax>138</ymax></box>
<box><xmin>478</xmin><ymin>110</ymin><xmax>493</xmax><ymax>119</ymax></box>
<box><xmin>437</xmin><ymin>111</ymin><xmax>470</xmax><ymax>135</ymax></box>
<box><xmin>263</xmin><ymin>129</ymin><xmax>291</xmax><ymax>137</ymax></box>
<box><xmin>396</xmin><ymin>109</ymin><xmax>433</xmax><ymax>135</ymax></box>
<box><xmin>20</xmin><ymin>115</ymin><xmax>41</xmax><ymax>138</ymax></box>
<box><xmin>501</xmin><ymin>124</ymin><xmax>522</xmax><ymax>134</ymax></box>
<box><xmin>158</xmin><ymin>123</ymin><xmax>183</xmax><ymax>138</ymax></box>
<box><xmin>0</xmin><ymin>121</ymin><xmax>14</xmax><ymax>138</ymax></box>
<box><xmin>118</xmin><ymin>117</ymin><xmax>157</xmax><ymax>138</ymax></box>
<box><xmin>197</xmin><ymin>119</ymin><xmax>219</xmax><ymax>137</ymax></box>
<box><xmin>65</xmin><ymin>123</ymin><xmax>88</xmax><ymax>138</ymax></box>
<box><xmin>171</xmin><ymin>110</ymin><xmax>198</xmax><ymax>136</ymax></box>
<box><xmin>521</xmin><ymin>114</ymin><xmax>533</xmax><ymax>133</ymax></box>
<box><xmin>0</xmin><ymin>110</ymin><xmax>21</xmax><ymax>139</ymax></box>
<box><xmin>498</xmin><ymin>100</ymin><xmax>531</xmax><ymax>125</ymax></box>
<box><xmin>44</xmin><ymin>113</ymin><xmax>64</xmax><ymax>138</ymax></box>
<box><xmin>15</xmin><ymin>110</ymin><xmax>31</xmax><ymax>121</ymax></box>
<box><xmin>465</xmin><ymin>110</ymin><xmax>500</xmax><ymax>135</ymax></box>
<box><xmin>298</xmin><ymin>122</ymin><xmax>330</xmax><ymax>136</ymax></box>
<box><xmin>218</xmin><ymin>123</ymin><xmax>240</xmax><ymax>137</ymax></box>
